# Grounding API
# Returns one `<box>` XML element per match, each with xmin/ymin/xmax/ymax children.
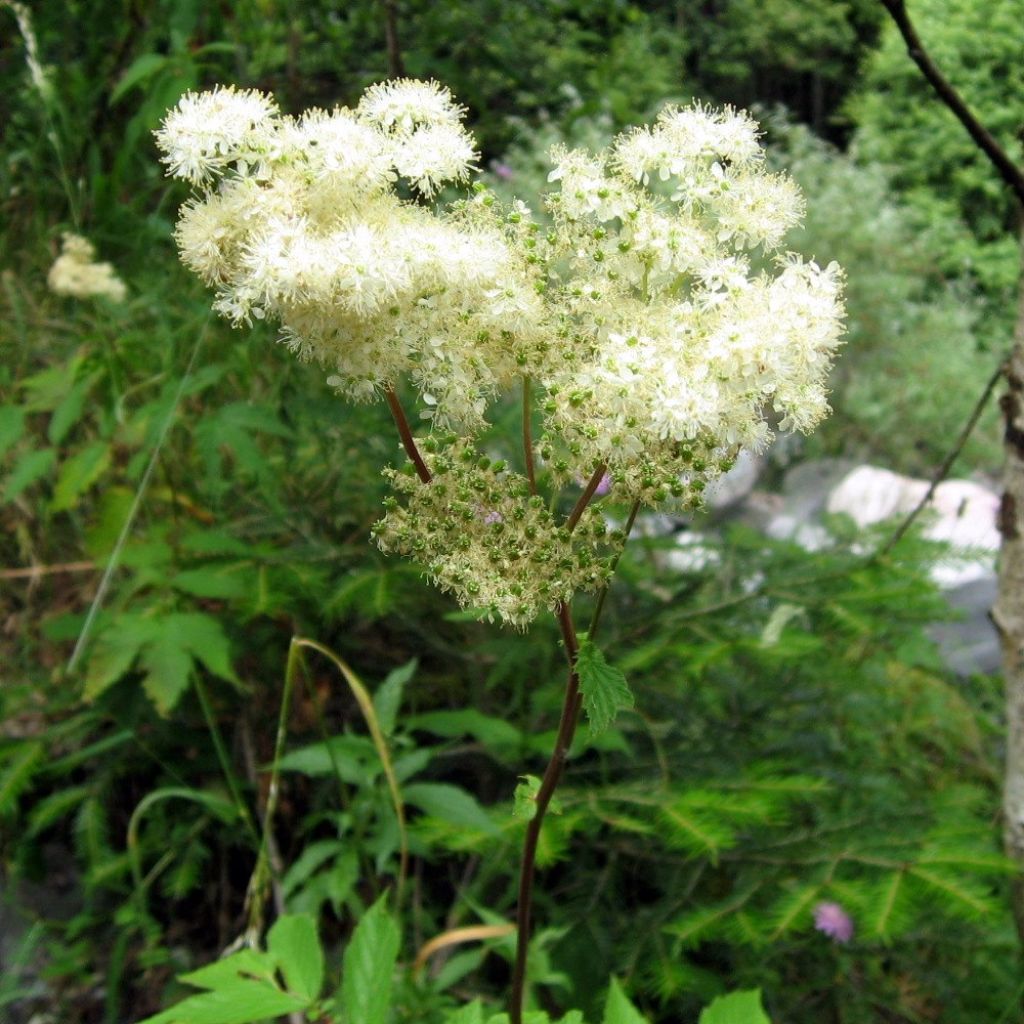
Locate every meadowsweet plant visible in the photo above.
<box><xmin>155</xmin><ymin>78</ymin><xmax>845</xmax><ymax>1021</ymax></box>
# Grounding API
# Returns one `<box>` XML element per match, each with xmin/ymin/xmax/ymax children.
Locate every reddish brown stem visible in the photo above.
<box><xmin>565</xmin><ymin>464</ymin><xmax>607</xmax><ymax>532</ymax></box>
<box><xmin>510</xmin><ymin>602</ymin><xmax>581</xmax><ymax>1024</ymax></box>
<box><xmin>384</xmin><ymin>385</ymin><xmax>432</xmax><ymax>484</ymax></box>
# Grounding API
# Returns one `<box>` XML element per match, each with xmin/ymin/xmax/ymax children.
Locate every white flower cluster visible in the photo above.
<box><xmin>155</xmin><ymin>80</ymin><xmax>545</xmax><ymax>425</ymax></box>
<box><xmin>158</xmin><ymin>82</ymin><xmax>844</xmax><ymax>625</ymax></box>
<box><xmin>374</xmin><ymin>437</ymin><xmax>612</xmax><ymax>628</ymax></box>
<box><xmin>47</xmin><ymin>233</ymin><xmax>127</xmax><ymax>303</ymax></box>
<box><xmin>537</xmin><ymin>103</ymin><xmax>843</xmax><ymax>500</ymax></box>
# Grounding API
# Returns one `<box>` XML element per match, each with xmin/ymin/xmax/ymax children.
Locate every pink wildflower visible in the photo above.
<box><xmin>813</xmin><ymin>901</ymin><xmax>854</xmax><ymax>944</ymax></box>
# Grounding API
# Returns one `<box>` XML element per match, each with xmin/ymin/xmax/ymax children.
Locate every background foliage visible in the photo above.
<box><xmin>1</xmin><ymin>1</ymin><xmax>1019</xmax><ymax>1022</ymax></box>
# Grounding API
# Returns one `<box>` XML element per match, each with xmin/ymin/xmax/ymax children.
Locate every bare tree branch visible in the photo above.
<box><xmin>877</xmin><ymin>0</ymin><xmax>1024</xmax><ymax>206</ymax></box>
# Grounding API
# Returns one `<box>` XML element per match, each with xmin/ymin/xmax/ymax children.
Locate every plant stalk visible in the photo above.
<box><xmin>510</xmin><ymin>601</ymin><xmax>581</xmax><ymax>1024</ymax></box>
<box><xmin>385</xmin><ymin>385</ymin><xmax>432</xmax><ymax>484</ymax></box>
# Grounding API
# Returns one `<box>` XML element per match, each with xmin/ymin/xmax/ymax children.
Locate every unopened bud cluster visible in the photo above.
<box><xmin>374</xmin><ymin>437</ymin><xmax>613</xmax><ymax>628</ymax></box>
<box><xmin>156</xmin><ymin>80</ymin><xmax>845</xmax><ymax>626</ymax></box>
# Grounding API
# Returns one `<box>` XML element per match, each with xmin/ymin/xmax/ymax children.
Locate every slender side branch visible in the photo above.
<box><xmin>384</xmin><ymin>385</ymin><xmax>432</xmax><ymax>484</ymax></box>
<box><xmin>522</xmin><ymin>376</ymin><xmax>538</xmax><ymax>495</ymax></box>
<box><xmin>588</xmin><ymin>499</ymin><xmax>642</xmax><ymax>638</ymax></box>
<box><xmin>876</xmin><ymin>353</ymin><xmax>1009</xmax><ymax>556</ymax></box>
<box><xmin>877</xmin><ymin>0</ymin><xmax>1024</xmax><ymax>205</ymax></box>
<box><xmin>566</xmin><ymin>463</ymin><xmax>608</xmax><ymax>532</ymax></box>
<box><xmin>510</xmin><ymin>601</ymin><xmax>582</xmax><ymax>1024</ymax></box>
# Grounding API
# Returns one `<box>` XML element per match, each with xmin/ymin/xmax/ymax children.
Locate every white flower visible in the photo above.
<box><xmin>48</xmin><ymin>233</ymin><xmax>127</xmax><ymax>303</ymax></box>
<box><xmin>155</xmin><ymin>85</ymin><xmax>278</xmax><ymax>184</ymax></box>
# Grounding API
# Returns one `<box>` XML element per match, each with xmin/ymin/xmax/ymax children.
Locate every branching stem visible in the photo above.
<box><xmin>384</xmin><ymin>385</ymin><xmax>432</xmax><ymax>484</ymax></box>
<box><xmin>566</xmin><ymin>463</ymin><xmax>608</xmax><ymax>532</ymax></box>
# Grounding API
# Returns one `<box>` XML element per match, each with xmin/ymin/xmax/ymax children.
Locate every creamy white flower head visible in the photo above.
<box><xmin>392</xmin><ymin>122</ymin><xmax>477</xmax><ymax>196</ymax></box>
<box><xmin>155</xmin><ymin>85</ymin><xmax>278</xmax><ymax>184</ymax></box>
<box><xmin>48</xmin><ymin>233</ymin><xmax>127</xmax><ymax>303</ymax></box>
<box><xmin>293</xmin><ymin>108</ymin><xmax>394</xmax><ymax>194</ymax></box>
<box><xmin>357</xmin><ymin>78</ymin><xmax>465</xmax><ymax>133</ymax></box>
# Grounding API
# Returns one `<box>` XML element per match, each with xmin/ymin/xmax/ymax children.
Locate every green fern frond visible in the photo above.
<box><xmin>659</xmin><ymin>801</ymin><xmax>737</xmax><ymax>862</ymax></box>
<box><xmin>0</xmin><ymin>742</ymin><xmax>45</xmax><ymax>817</ymax></box>
<box><xmin>908</xmin><ymin>866</ymin><xmax>999</xmax><ymax>919</ymax></box>
<box><xmin>766</xmin><ymin>881</ymin><xmax>823</xmax><ymax>940</ymax></box>
<box><xmin>666</xmin><ymin>887</ymin><xmax>760</xmax><ymax>949</ymax></box>
<box><xmin>863</xmin><ymin>870</ymin><xmax>912</xmax><ymax>941</ymax></box>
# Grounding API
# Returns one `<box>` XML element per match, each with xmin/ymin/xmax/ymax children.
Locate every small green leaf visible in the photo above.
<box><xmin>603</xmin><ymin>976</ymin><xmax>647</xmax><ymax>1024</ymax></box>
<box><xmin>48</xmin><ymin>372</ymin><xmax>99</xmax><ymax>444</ymax></box>
<box><xmin>135</xmin><ymin>979</ymin><xmax>308</xmax><ymax>1024</ymax></box>
<box><xmin>699</xmin><ymin>989</ymin><xmax>770</xmax><ymax>1024</ymax></box>
<box><xmin>404</xmin><ymin>782</ymin><xmax>498</xmax><ymax>835</ymax></box>
<box><xmin>51</xmin><ymin>441</ymin><xmax>111</xmax><ymax>511</ymax></box>
<box><xmin>4</xmin><ymin>447</ymin><xmax>56</xmax><ymax>503</ymax></box>
<box><xmin>140</xmin><ymin>631</ymin><xmax>194</xmax><ymax>715</ymax></box>
<box><xmin>374</xmin><ymin>658</ymin><xmax>417</xmax><ymax>735</ymax></box>
<box><xmin>575</xmin><ymin>634</ymin><xmax>633</xmax><ymax>736</ymax></box>
<box><xmin>179</xmin><ymin>949</ymin><xmax>277</xmax><ymax>990</ymax></box>
<box><xmin>514</xmin><ymin>775</ymin><xmax>541</xmax><ymax>821</ymax></box>
<box><xmin>83</xmin><ymin>616</ymin><xmax>155</xmax><ymax>701</ymax></box>
<box><xmin>340</xmin><ymin>895</ymin><xmax>400</xmax><ymax>1024</ymax></box>
<box><xmin>268</xmin><ymin>914</ymin><xmax>323</xmax><ymax>1002</ymax></box>
<box><xmin>0</xmin><ymin>405</ymin><xmax>26</xmax><ymax>461</ymax></box>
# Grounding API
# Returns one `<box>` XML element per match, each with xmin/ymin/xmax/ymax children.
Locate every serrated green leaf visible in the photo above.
<box><xmin>4</xmin><ymin>447</ymin><xmax>56</xmax><ymax>502</ymax></box>
<box><xmin>83</xmin><ymin>616</ymin><xmax>155</xmax><ymax>701</ymax></box>
<box><xmin>404</xmin><ymin>782</ymin><xmax>498</xmax><ymax>835</ymax></box>
<box><xmin>135</xmin><ymin>978</ymin><xmax>308</xmax><ymax>1024</ymax></box>
<box><xmin>575</xmin><ymin>634</ymin><xmax>633</xmax><ymax>736</ymax></box>
<box><xmin>179</xmin><ymin>949</ymin><xmax>277</xmax><ymax>990</ymax></box>
<box><xmin>0</xmin><ymin>405</ymin><xmax>26</xmax><ymax>461</ymax></box>
<box><xmin>603</xmin><ymin>976</ymin><xmax>646</xmax><ymax>1024</ymax></box>
<box><xmin>51</xmin><ymin>441</ymin><xmax>111</xmax><ymax>511</ymax></box>
<box><xmin>140</xmin><ymin>630</ymin><xmax>194</xmax><ymax>715</ymax></box>
<box><xmin>374</xmin><ymin>659</ymin><xmax>416</xmax><ymax>735</ymax></box>
<box><xmin>514</xmin><ymin>774</ymin><xmax>541</xmax><ymax>821</ymax></box>
<box><xmin>699</xmin><ymin>989</ymin><xmax>770</xmax><ymax>1024</ymax></box>
<box><xmin>268</xmin><ymin>914</ymin><xmax>323</xmax><ymax>1002</ymax></box>
<box><xmin>340</xmin><ymin>895</ymin><xmax>400</xmax><ymax>1024</ymax></box>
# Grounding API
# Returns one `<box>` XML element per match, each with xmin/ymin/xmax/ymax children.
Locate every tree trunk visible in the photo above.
<box><xmin>993</xmin><ymin>233</ymin><xmax>1024</xmax><ymax>944</ymax></box>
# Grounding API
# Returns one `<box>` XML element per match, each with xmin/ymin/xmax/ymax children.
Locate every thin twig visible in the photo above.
<box><xmin>877</xmin><ymin>0</ymin><xmax>1024</xmax><ymax>206</ymax></box>
<box><xmin>384</xmin><ymin>385</ymin><xmax>432</xmax><ymax>484</ymax></box>
<box><xmin>876</xmin><ymin>353</ymin><xmax>1008</xmax><ymax>557</ymax></box>
<box><xmin>565</xmin><ymin>464</ymin><xmax>607</xmax><ymax>532</ymax></box>
<box><xmin>1</xmin><ymin>560</ymin><xmax>95</xmax><ymax>579</ymax></box>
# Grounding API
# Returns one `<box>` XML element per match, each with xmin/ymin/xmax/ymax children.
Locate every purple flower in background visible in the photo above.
<box><xmin>480</xmin><ymin>508</ymin><xmax>503</xmax><ymax>525</ymax></box>
<box><xmin>813</xmin><ymin>901</ymin><xmax>854</xmax><ymax>944</ymax></box>
<box><xmin>490</xmin><ymin>161</ymin><xmax>514</xmax><ymax>181</ymax></box>
<box><xmin>576</xmin><ymin>472</ymin><xmax>612</xmax><ymax>497</ymax></box>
